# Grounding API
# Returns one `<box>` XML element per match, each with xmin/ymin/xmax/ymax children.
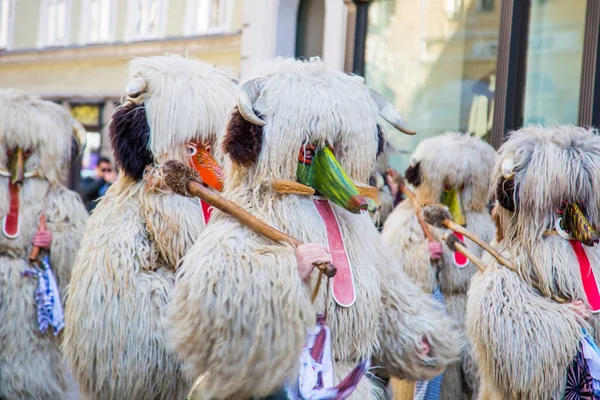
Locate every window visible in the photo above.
<box><xmin>39</xmin><ymin>0</ymin><xmax>71</xmax><ymax>47</ymax></box>
<box><xmin>126</xmin><ymin>0</ymin><xmax>168</xmax><ymax>41</ymax></box>
<box><xmin>0</xmin><ymin>0</ymin><xmax>13</xmax><ymax>50</ymax></box>
<box><xmin>184</xmin><ymin>0</ymin><xmax>233</xmax><ymax>35</ymax></box>
<box><xmin>295</xmin><ymin>0</ymin><xmax>325</xmax><ymax>58</ymax></box>
<box><xmin>364</xmin><ymin>0</ymin><xmax>501</xmax><ymax>171</ymax></box>
<box><xmin>523</xmin><ymin>0</ymin><xmax>586</xmax><ymax>126</ymax></box>
<box><xmin>80</xmin><ymin>0</ymin><xmax>114</xmax><ymax>44</ymax></box>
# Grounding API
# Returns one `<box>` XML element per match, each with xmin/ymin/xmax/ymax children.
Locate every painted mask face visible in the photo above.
<box><xmin>441</xmin><ymin>184</ymin><xmax>466</xmax><ymax>227</ymax></box>
<box><xmin>187</xmin><ymin>141</ymin><xmax>224</xmax><ymax>192</ymax></box>
<box><xmin>557</xmin><ymin>202</ymin><xmax>600</xmax><ymax>247</ymax></box>
<box><xmin>296</xmin><ymin>144</ymin><xmax>369</xmax><ymax>214</ymax></box>
<box><xmin>3</xmin><ymin>147</ymin><xmax>33</xmax><ymax>186</ymax></box>
<box><xmin>2</xmin><ymin>147</ymin><xmax>34</xmax><ymax>239</ymax></box>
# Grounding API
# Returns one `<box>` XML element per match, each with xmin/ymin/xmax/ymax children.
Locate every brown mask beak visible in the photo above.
<box><xmin>9</xmin><ymin>148</ymin><xmax>24</xmax><ymax>186</ymax></box>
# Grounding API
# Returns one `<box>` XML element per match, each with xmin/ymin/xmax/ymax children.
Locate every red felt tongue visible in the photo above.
<box><xmin>571</xmin><ymin>240</ymin><xmax>600</xmax><ymax>313</ymax></box>
<box><xmin>199</xmin><ymin>199</ymin><xmax>213</xmax><ymax>226</ymax></box>
<box><xmin>313</xmin><ymin>199</ymin><xmax>355</xmax><ymax>307</ymax></box>
<box><xmin>453</xmin><ymin>233</ymin><xmax>469</xmax><ymax>268</ymax></box>
<box><xmin>2</xmin><ymin>181</ymin><xmax>20</xmax><ymax>238</ymax></box>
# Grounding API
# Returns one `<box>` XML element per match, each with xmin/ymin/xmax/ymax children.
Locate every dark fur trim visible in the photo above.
<box><xmin>496</xmin><ymin>177</ymin><xmax>517</xmax><ymax>212</ymax></box>
<box><xmin>405</xmin><ymin>161</ymin><xmax>422</xmax><ymax>187</ymax></box>
<box><xmin>222</xmin><ymin>107</ymin><xmax>263</xmax><ymax>167</ymax></box>
<box><xmin>69</xmin><ymin>136</ymin><xmax>80</xmax><ymax>165</ymax></box>
<box><xmin>109</xmin><ymin>103</ymin><xmax>153</xmax><ymax>180</ymax></box>
<box><xmin>376</xmin><ymin>125</ymin><xmax>385</xmax><ymax>157</ymax></box>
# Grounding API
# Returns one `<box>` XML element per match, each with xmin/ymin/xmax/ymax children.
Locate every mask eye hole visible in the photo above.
<box><xmin>205</xmin><ymin>144</ymin><xmax>212</xmax><ymax>154</ymax></box>
<box><xmin>443</xmin><ymin>184</ymin><xmax>452</xmax><ymax>192</ymax></box>
<box><xmin>298</xmin><ymin>144</ymin><xmax>316</xmax><ymax>165</ymax></box>
<box><xmin>24</xmin><ymin>149</ymin><xmax>32</xmax><ymax>158</ymax></box>
<box><xmin>187</xmin><ymin>144</ymin><xmax>198</xmax><ymax>157</ymax></box>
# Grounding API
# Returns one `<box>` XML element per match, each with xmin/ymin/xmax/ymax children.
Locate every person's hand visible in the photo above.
<box><xmin>32</xmin><ymin>228</ymin><xmax>52</xmax><ymax>249</ymax></box>
<box><xmin>385</xmin><ymin>168</ymin><xmax>399</xmax><ymax>198</ymax></box>
<box><xmin>568</xmin><ymin>299</ymin><xmax>591</xmax><ymax>320</ymax></box>
<box><xmin>428</xmin><ymin>241</ymin><xmax>444</xmax><ymax>260</ymax></box>
<box><xmin>296</xmin><ymin>243</ymin><xmax>332</xmax><ymax>282</ymax></box>
<box><xmin>104</xmin><ymin>169</ymin><xmax>118</xmax><ymax>183</ymax></box>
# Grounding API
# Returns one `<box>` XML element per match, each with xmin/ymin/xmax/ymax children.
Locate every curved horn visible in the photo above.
<box><xmin>125</xmin><ymin>77</ymin><xmax>148</xmax><ymax>100</ymax></box>
<box><xmin>501</xmin><ymin>155</ymin><xmax>515</xmax><ymax>180</ymax></box>
<box><xmin>238</xmin><ymin>80</ymin><xmax>265</xmax><ymax>126</ymax></box>
<box><xmin>368</xmin><ymin>89</ymin><xmax>415</xmax><ymax>135</ymax></box>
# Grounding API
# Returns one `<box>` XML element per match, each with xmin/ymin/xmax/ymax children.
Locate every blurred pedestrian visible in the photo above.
<box><xmin>80</xmin><ymin>156</ymin><xmax>116</xmax><ymax>212</ymax></box>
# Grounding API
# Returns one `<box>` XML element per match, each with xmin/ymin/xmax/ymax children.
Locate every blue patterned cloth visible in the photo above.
<box><xmin>414</xmin><ymin>287</ymin><xmax>445</xmax><ymax>400</ymax></box>
<box><xmin>23</xmin><ymin>255</ymin><xmax>64</xmax><ymax>335</ymax></box>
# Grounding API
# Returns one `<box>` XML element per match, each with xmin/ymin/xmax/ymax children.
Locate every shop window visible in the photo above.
<box><xmin>80</xmin><ymin>0</ymin><xmax>114</xmax><ymax>44</ymax></box>
<box><xmin>39</xmin><ymin>0</ymin><xmax>71</xmax><ymax>48</ymax></box>
<box><xmin>365</xmin><ymin>0</ymin><xmax>500</xmax><ymax>171</ymax></box>
<box><xmin>523</xmin><ymin>0</ymin><xmax>586</xmax><ymax>126</ymax></box>
<box><xmin>185</xmin><ymin>0</ymin><xmax>233</xmax><ymax>35</ymax></box>
<box><xmin>0</xmin><ymin>0</ymin><xmax>12</xmax><ymax>50</ymax></box>
<box><xmin>295</xmin><ymin>0</ymin><xmax>324</xmax><ymax>58</ymax></box>
<box><xmin>125</xmin><ymin>0</ymin><xmax>167</xmax><ymax>41</ymax></box>
<box><xmin>70</xmin><ymin>104</ymin><xmax>103</xmax><ymax>178</ymax></box>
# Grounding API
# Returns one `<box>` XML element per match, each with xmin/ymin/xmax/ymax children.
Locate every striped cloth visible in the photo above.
<box><xmin>414</xmin><ymin>287</ymin><xmax>445</xmax><ymax>400</ymax></box>
<box><xmin>22</xmin><ymin>255</ymin><xmax>64</xmax><ymax>335</ymax></box>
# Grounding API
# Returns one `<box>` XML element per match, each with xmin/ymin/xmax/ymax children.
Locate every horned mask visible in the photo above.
<box><xmin>222</xmin><ymin>58</ymin><xmax>414</xmax><ymax>214</ymax></box>
<box><xmin>493</xmin><ymin>126</ymin><xmax>600</xmax><ymax>247</ymax></box>
<box><xmin>109</xmin><ymin>55</ymin><xmax>237</xmax><ymax>190</ymax></box>
<box><xmin>0</xmin><ymin>89</ymin><xmax>86</xmax><ymax>239</ymax></box>
<box><xmin>404</xmin><ymin>132</ymin><xmax>496</xmax><ymax>227</ymax></box>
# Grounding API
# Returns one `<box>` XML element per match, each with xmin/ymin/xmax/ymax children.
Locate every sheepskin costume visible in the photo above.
<box><xmin>381</xmin><ymin>132</ymin><xmax>496</xmax><ymax>399</ymax></box>
<box><xmin>0</xmin><ymin>89</ymin><xmax>88</xmax><ymax>399</ymax></box>
<box><xmin>168</xmin><ymin>57</ymin><xmax>461</xmax><ymax>400</ymax></box>
<box><xmin>369</xmin><ymin>151</ymin><xmax>395</xmax><ymax>230</ymax></box>
<box><xmin>63</xmin><ymin>55</ymin><xmax>237</xmax><ymax>400</ymax></box>
<box><xmin>467</xmin><ymin>126</ymin><xmax>600</xmax><ymax>399</ymax></box>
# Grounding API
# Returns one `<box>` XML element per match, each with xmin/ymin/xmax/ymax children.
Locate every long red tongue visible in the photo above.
<box><xmin>571</xmin><ymin>240</ymin><xmax>600</xmax><ymax>312</ymax></box>
<box><xmin>453</xmin><ymin>233</ymin><xmax>469</xmax><ymax>268</ymax></box>
<box><xmin>2</xmin><ymin>181</ymin><xmax>20</xmax><ymax>238</ymax></box>
<box><xmin>200</xmin><ymin>199</ymin><xmax>213</xmax><ymax>226</ymax></box>
<box><xmin>313</xmin><ymin>199</ymin><xmax>355</xmax><ymax>307</ymax></box>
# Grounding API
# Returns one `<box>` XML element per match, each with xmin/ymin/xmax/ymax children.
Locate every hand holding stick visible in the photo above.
<box><xmin>162</xmin><ymin>160</ymin><xmax>337</xmax><ymax>290</ymax></box>
<box><xmin>423</xmin><ymin>205</ymin><xmax>514</xmax><ymax>269</ymax></box>
<box><xmin>29</xmin><ymin>215</ymin><xmax>47</xmax><ymax>262</ymax></box>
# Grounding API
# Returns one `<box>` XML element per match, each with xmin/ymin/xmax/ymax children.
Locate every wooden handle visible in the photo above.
<box><xmin>28</xmin><ymin>215</ymin><xmax>46</xmax><ymax>262</ymax></box>
<box><xmin>398</xmin><ymin>184</ymin><xmax>436</xmax><ymax>243</ymax></box>
<box><xmin>443</xmin><ymin>219</ymin><xmax>514</xmax><ymax>270</ymax></box>
<box><xmin>186</xmin><ymin>180</ymin><xmax>336</xmax><ymax>278</ymax></box>
<box><xmin>442</xmin><ymin>234</ymin><xmax>486</xmax><ymax>272</ymax></box>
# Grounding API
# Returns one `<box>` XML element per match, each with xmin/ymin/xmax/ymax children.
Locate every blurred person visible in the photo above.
<box><xmin>0</xmin><ymin>89</ymin><xmax>88</xmax><ymax>400</ymax></box>
<box><xmin>80</xmin><ymin>156</ymin><xmax>116</xmax><ymax>212</ymax></box>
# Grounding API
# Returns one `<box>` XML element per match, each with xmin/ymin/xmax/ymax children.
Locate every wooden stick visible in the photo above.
<box><xmin>442</xmin><ymin>234</ymin><xmax>486</xmax><ymax>272</ymax></box>
<box><xmin>396</xmin><ymin>178</ymin><xmax>436</xmax><ymax>243</ymax></box>
<box><xmin>423</xmin><ymin>205</ymin><xmax>514</xmax><ymax>269</ymax></box>
<box><xmin>29</xmin><ymin>215</ymin><xmax>46</xmax><ymax>262</ymax></box>
<box><xmin>163</xmin><ymin>160</ymin><xmax>337</xmax><ymax>279</ymax></box>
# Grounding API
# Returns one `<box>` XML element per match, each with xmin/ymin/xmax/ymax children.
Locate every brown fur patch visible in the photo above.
<box><xmin>405</xmin><ymin>161</ymin><xmax>422</xmax><ymax>187</ymax></box>
<box><xmin>222</xmin><ymin>108</ymin><xmax>263</xmax><ymax>167</ymax></box>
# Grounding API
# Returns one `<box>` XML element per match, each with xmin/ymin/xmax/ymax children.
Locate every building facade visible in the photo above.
<box><xmin>1</xmin><ymin>0</ymin><xmax>598</xmax><ymax>178</ymax></box>
<box><xmin>0</xmin><ymin>0</ymin><xmax>243</xmax><ymax>184</ymax></box>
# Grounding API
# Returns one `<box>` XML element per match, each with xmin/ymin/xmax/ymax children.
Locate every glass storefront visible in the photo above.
<box><xmin>365</xmin><ymin>0</ymin><xmax>500</xmax><ymax>170</ymax></box>
<box><xmin>523</xmin><ymin>0</ymin><xmax>586</xmax><ymax>126</ymax></box>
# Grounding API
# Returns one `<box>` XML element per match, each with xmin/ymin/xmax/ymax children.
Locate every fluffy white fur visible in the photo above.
<box><xmin>63</xmin><ymin>55</ymin><xmax>237</xmax><ymax>400</ymax></box>
<box><xmin>467</xmin><ymin>126</ymin><xmax>600</xmax><ymax>399</ymax></box>
<box><xmin>382</xmin><ymin>133</ymin><xmax>496</xmax><ymax>399</ymax></box>
<box><xmin>0</xmin><ymin>89</ymin><xmax>88</xmax><ymax>399</ymax></box>
<box><xmin>168</xmin><ymin>58</ymin><xmax>461</xmax><ymax>399</ymax></box>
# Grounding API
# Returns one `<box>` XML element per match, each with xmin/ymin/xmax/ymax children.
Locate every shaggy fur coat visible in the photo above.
<box><xmin>382</xmin><ymin>133</ymin><xmax>496</xmax><ymax>399</ymax></box>
<box><xmin>0</xmin><ymin>89</ymin><xmax>88</xmax><ymax>399</ymax></box>
<box><xmin>169</xmin><ymin>58</ymin><xmax>461</xmax><ymax>400</ymax></box>
<box><xmin>466</xmin><ymin>126</ymin><xmax>600</xmax><ymax>399</ymax></box>
<box><xmin>63</xmin><ymin>55</ymin><xmax>236</xmax><ymax>400</ymax></box>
